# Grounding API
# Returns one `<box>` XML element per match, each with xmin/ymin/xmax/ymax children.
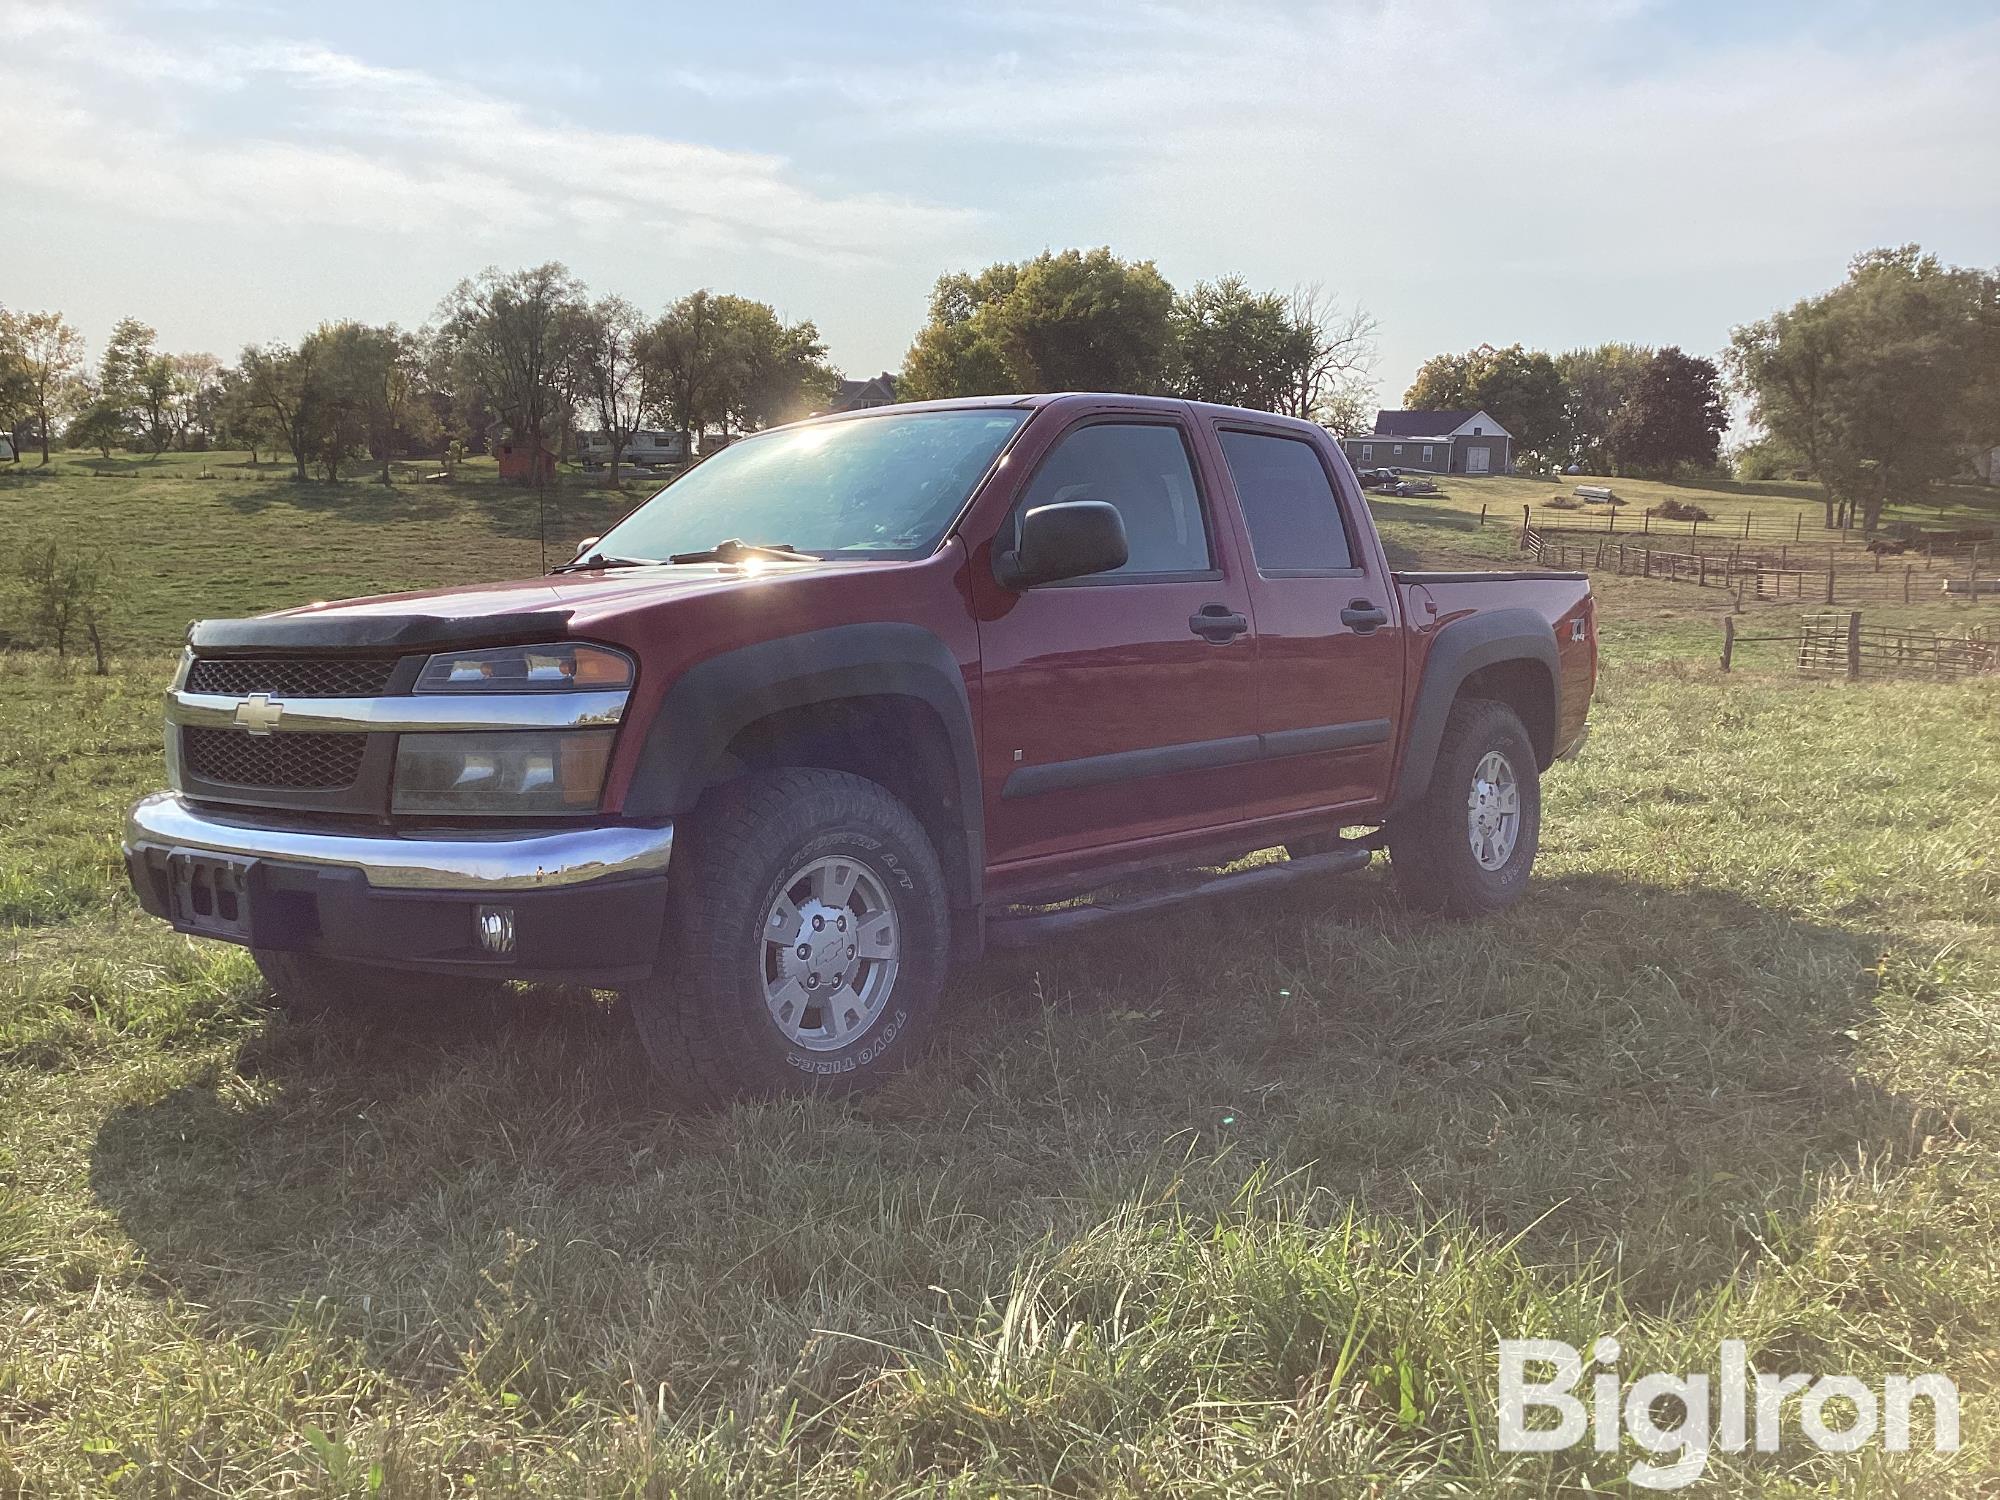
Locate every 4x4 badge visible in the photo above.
<box><xmin>233</xmin><ymin>694</ymin><xmax>283</xmax><ymax>735</ymax></box>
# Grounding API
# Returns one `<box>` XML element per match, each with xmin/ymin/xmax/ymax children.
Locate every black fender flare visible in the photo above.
<box><xmin>1384</xmin><ymin>607</ymin><xmax>1560</xmax><ymax>819</ymax></box>
<box><xmin>622</xmin><ymin>623</ymin><xmax>984</xmax><ymax>906</ymax></box>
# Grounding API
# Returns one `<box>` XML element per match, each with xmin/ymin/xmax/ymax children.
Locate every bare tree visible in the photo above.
<box><xmin>1281</xmin><ymin>283</ymin><xmax>1379</xmax><ymax>428</ymax></box>
<box><xmin>577</xmin><ymin>296</ymin><xmax>655</xmax><ymax>488</ymax></box>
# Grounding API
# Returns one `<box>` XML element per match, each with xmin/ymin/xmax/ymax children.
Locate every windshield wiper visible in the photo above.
<box><xmin>667</xmin><ymin>539</ymin><xmax>807</xmax><ymax>565</ymax></box>
<box><xmin>549</xmin><ymin>552</ymin><xmax>658</xmax><ymax>574</ymax></box>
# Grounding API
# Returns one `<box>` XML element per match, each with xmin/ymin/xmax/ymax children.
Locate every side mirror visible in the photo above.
<box><xmin>572</xmin><ymin>536</ymin><xmax>602</xmax><ymax>560</ymax></box>
<box><xmin>994</xmin><ymin>501</ymin><xmax>1129</xmax><ymax>590</ymax></box>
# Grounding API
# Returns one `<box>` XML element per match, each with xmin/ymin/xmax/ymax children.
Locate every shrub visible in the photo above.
<box><xmin>1646</xmin><ymin>498</ymin><xmax>1712</xmax><ymax>522</ymax></box>
<box><xmin>15</xmin><ymin>540</ymin><xmax>111</xmax><ymax>673</ymax></box>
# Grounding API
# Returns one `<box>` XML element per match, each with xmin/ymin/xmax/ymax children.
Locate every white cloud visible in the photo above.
<box><xmin>1</xmin><ymin>0</ymin><xmax>1995</xmax><ymax>384</ymax></box>
<box><xmin>0</xmin><ymin>1</ymin><xmax>979</xmax><ymax>263</ymax></box>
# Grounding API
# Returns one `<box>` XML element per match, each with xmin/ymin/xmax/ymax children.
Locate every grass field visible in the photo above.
<box><xmin>3</xmin><ymin>452</ymin><xmax>2000</xmax><ymax>1493</ymax></box>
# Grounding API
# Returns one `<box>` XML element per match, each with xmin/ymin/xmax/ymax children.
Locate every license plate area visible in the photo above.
<box><xmin>166</xmin><ymin>851</ymin><xmax>256</xmax><ymax>940</ymax></box>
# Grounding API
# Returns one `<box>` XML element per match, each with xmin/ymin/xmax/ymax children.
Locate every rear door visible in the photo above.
<box><xmin>972</xmin><ymin>411</ymin><xmax>1262</xmax><ymax>878</ymax></box>
<box><xmin>1203</xmin><ymin>420</ymin><xmax>1405</xmax><ymax>815</ymax></box>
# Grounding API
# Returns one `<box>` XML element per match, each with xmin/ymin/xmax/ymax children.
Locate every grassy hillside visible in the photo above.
<box><xmin>2</xmin><ymin>453</ymin><xmax>1998</xmax><ymax>1493</ymax></box>
<box><xmin>0</xmin><ymin>453</ymin><xmax>632</xmax><ymax>649</ymax></box>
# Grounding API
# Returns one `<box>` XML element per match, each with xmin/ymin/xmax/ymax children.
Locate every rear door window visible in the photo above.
<box><xmin>1218</xmin><ymin>430</ymin><xmax>1355</xmax><ymax>572</ymax></box>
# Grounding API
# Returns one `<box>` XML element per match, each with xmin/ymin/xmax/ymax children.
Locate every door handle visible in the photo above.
<box><xmin>1188</xmin><ymin>604</ymin><xmax>1249</xmax><ymax>643</ymax></box>
<box><xmin>1340</xmin><ymin>599</ymin><xmax>1389</xmax><ymax>633</ymax></box>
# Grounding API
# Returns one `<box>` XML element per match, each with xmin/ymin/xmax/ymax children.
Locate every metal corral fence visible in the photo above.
<box><xmin>1522</xmin><ymin>521</ymin><xmax>1998</xmax><ymax>608</ymax></box>
<box><xmin>1720</xmin><ymin>612</ymin><xmax>2000</xmax><ymax>680</ymax></box>
<box><xmin>1531</xmin><ymin>503</ymin><xmax>1819</xmax><ymax>545</ymax></box>
<box><xmin>1527</xmin><ymin>500</ymin><xmax>1996</xmax><ymax>558</ymax></box>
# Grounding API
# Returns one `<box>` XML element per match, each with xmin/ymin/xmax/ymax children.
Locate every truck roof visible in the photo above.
<box><xmin>794</xmin><ymin>391</ymin><xmax>1333</xmax><ymax>438</ymax></box>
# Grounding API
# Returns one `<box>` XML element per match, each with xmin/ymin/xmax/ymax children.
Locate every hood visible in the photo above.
<box><xmin>185</xmin><ymin>557</ymin><xmax>887</xmax><ymax>656</ymax></box>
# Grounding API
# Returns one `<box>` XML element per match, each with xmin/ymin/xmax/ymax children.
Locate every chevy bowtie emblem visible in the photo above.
<box><xmin>233</xmin><ymin>694</ymin><xmax>284</xmax><ymax>735</ymax></box>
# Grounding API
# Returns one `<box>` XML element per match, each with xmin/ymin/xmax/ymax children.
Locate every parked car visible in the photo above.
<box><xmin>0</xmin><ymin>435</ymin><xmax>15</xmax><ymax>462</ymax></box>
<box><xmin>1387</xmin><ymin>477</ymin><xmax>1439</xmax><ymax>497</ymax></box>
<box><xmin>125</xmin><ymin>394</ymin><xmax>1597</xmax><ymax>1105</ymax></box>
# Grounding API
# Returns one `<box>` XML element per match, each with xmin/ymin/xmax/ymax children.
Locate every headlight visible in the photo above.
<box><xmin>392</xmin><ymin>730</ymin><xmax>615</xmax><ymax>815</ymax></box>
<box><xmin>415</xmin><ymin>642</ymin><xmax>633</xmax><ymax>693</ymax></box>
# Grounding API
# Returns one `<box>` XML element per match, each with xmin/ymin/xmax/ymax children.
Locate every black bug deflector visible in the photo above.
<box><xmin>187</xmin><ymin>610</ymin><xmax>577</xmax><ymax>656</ymax></box>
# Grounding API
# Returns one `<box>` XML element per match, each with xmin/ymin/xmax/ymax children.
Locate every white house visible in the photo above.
<box><xmin>1340</xmin><ymin>409</ymin><xmax>1514</xmax><ymax>475</ymax></box>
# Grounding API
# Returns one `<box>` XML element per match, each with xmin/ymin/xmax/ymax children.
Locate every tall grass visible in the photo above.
<box><xmin>1</xmin><ymin>455</ymin><xmax>1997</xmax><ymax>1492</ymax></box>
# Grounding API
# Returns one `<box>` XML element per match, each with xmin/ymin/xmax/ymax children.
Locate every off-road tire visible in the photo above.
<box><xmin>251</xmin><ymin>950</ymin><xmax>507</xmax><ymax>1021</ymax></box>
<box><xmin>625</xmin><ymin>768</ymin><xmax>949</xmax><ymax>1109</ymax></box>
<box><xmin>1389</xmin><ymin>696</ymin><xmax>1541</xmax><ymax>917</ymax></box>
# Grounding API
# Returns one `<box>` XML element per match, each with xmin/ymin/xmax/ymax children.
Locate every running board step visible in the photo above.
<box><xmin>985</xmin><ymin>845</ymin><xmax>1374</xmax><ymax>949</ymax></box>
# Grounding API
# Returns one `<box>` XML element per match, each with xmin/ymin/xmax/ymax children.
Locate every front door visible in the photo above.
<box><xmin>1464</xmin><ymin>445</ymin><xmax>1491</xmax><ymax>475</ymax></box>
<box><xmin>973</xmin><ymin>416</ymin><xmax>1261</xmax><ymax>884</ymax></box>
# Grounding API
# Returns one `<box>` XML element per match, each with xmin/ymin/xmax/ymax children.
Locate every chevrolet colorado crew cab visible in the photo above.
<box><xmin>125</xmin><ymin>394</ymin><xmax>1595</xmax><ymax>1105</ymax></box>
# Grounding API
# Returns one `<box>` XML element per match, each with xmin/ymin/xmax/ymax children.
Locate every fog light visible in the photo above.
<box><xmin>476</xmin><ymin>905</ymin><xmax>516</xmax><ymax>956</ymax></box>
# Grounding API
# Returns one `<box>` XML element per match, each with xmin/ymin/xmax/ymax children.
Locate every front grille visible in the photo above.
<box><xmin>186</xmin><ymin>656</ymin><xmax>399</xmax><ymax>697</ymax></box>
<box><xmin>182</xmin><ymin>728</ymin><xmax>366</xmax><ymax>790</ymax></box>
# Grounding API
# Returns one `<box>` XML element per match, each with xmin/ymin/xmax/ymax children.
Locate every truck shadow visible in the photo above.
<box><xmin>87</xmin><ymin>869</ymin><xmax>1925</xmax><ymax>1366</ymax></box>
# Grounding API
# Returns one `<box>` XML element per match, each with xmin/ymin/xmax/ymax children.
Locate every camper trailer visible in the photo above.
<box><xmin>578</xmin><ymin>429</ymin><xmax>685</xmax><ymax>469</ymax></box>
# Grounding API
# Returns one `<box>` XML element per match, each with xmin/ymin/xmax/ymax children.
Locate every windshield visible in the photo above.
<box><xmin>594</xmin><ymin>408</ymin><xmax>1029</xmax><ymax>561</ymax></box>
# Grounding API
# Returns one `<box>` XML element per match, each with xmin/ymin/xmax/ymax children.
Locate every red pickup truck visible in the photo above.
<box><xmin>126</xmin><ymin>394</ymin><xmax>1595</xmax><ymax>1104</ymax></box>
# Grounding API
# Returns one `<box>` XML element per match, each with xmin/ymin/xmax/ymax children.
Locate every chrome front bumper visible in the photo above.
<box><xmin>124</xmin><ymin>792</ymin><xmax>674</xmax><ymax>892</ymax></box>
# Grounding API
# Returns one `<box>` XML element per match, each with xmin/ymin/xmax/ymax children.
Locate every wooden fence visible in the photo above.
<box><xmin>1720</xmin><ymin>612</ymin><xmax>2000</xmax><ymax>680</ymax></box>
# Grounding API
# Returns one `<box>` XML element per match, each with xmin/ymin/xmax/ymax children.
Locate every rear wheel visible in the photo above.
<box><xmin>251</xmin><ymin>950</ymin><xmax>506</xmax><ymax>1021</ymax></box>
<box><xmin>624</xmin><ymin>768</ymin><xmax>949</xmax><ymax>1108</ymax></box>
<box><xmin>1389</xmin><ymin>696</ymin><xmax>1541</xmax><ymax>917</ymax></box>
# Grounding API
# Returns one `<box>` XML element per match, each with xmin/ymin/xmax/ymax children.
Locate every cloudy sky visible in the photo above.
<box><xmin>3</xmin><ymin>0</ymin><xmax>1996</xmax><ymax>403</ymax></box>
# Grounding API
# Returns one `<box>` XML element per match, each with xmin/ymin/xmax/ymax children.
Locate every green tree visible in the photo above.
<box><xmin>216</xmin><ymin>364</ymin><xmax>277</xmax><ymax>463</ymax></box>
<box><xmin>164</xmin><ymin>353</ymin><xmax>223</xmax><ymax>452</ymax></box>
<box><xmin>898</xmin><ymin>265</ymin><xmax>1018</xmax><ymax>401</ymax></box>
<box><xmin>0</xmin><ymin>312</ymin><xmax>31</xmax><ymax>459</ymax></box>
<box><xmin>1729</xmin><ymin>246</ymin><xmax>1994</xmax><ymax>530</ymax></box>
<box><xmin>1171</xmin><ymin>276</ymin><xmax>1309</xmax><ymax>411</ymax></box>
<box><xmin>321</xmin><ymin>323</ymin><xmax>435</xmax><ymax>483</ymax></box>
<box><xmin>993</xmin><ymin>249</ymin><xmax>1175</xmax><ymax>394</ymax></box>
<box><xmin>1405</xmin><ymin>343</ymin><xmax>1567</xmax><ymax>462</ymax></box>
<box><xmin>96</xmin><ymin>317</ymin><xmax>158</xmax><ymax>450</ymax></box>
<box><xmin>436</xmin><ymin>263</ymin><xmax>587</xmax><ymax>486</ymax></box>
<box><xmin>1604</xmin><ymin>347</ymin><xmax>1728</xmax><ymax>475</ymax></box>
<box><xmin>0</xmin><ymin>309</ymin><xmax>84</xmax><ymax>463</ymax></box>
<box><xmin>901</xmin><ymin>249</ymin><xmax>1175</xmax><ymax>398</ymax></box>
<box><xmin>636</xmin><ymin>291</ymin><xmax>834</xmax><ymax>454</ymax></box>
<box><xmin>714</xmin><ymin>296</ymin><xmax>837</xmax><ymax>432</ymax></box>
<box><xmin>136</xmin><ymin>355</ymin><xmax>182</xmax><ymax>454</ymax></box>
<box><xmin>1555</xmin><ymin>343</ymin><xmax>1650</xmax><ymax>471</ymax></box>
<box><xmin>238</xmin><ymin>339</ymin><xmax>331</xmax><ymax>481</ymax></box>
<box><xmin>66</xmin><ymin>390</ymin><xmax>127</xmax><ymax>459</ymax></box>
<box><xmin>640</xmin><ymin>289</ymin><xmax>733</xmax><ymax>456</ymax></box>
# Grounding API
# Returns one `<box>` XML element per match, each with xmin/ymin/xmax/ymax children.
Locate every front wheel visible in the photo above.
<box><xmin>624</xmin><ymin>768</ymin><xmax>949</xmax><ymax>1109</ymax></box>
<box><xmin>1389</xmin><ymin>696</ymin><xmax>1542</xmax><ymax>917</ymax></box>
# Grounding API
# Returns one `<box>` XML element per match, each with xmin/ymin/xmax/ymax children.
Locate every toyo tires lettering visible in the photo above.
<box><xmin>786</xmin><ymin>1006</ymin><xmax>908</xmax><ymax>1074</ymax></box>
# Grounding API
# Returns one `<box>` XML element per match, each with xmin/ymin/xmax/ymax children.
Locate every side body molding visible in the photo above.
<box><xmin>1385</xmin><ymin>606</ymin><xmax>1561</xmax><ymax>819</ymax></box>
<box><xmin>622</xmin><ymin>623</ymin><xmax>984</xmax><ymax>903</ymax></box>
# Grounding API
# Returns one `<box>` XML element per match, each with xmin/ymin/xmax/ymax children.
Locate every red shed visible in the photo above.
<box><xmin>496</xmin><ymin>439</ymin><xmax>554</xmax><ymax>485</ymax></box>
